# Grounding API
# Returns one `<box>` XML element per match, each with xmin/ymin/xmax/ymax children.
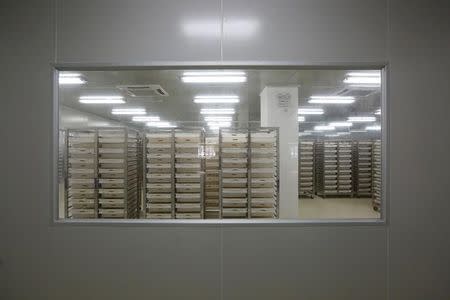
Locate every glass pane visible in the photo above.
<box><xmin>57</xmin><ymin>68</ymin><xmax>383</xmax><ymax>221</ymax></box>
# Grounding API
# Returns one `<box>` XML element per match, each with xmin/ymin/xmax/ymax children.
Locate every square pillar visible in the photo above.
<box><xmin>260</xmin><ymin>86</ymin><xmax>299</xmax><ymax>218</ymax></box>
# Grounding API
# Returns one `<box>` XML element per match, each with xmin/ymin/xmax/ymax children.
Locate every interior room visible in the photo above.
<box><xmin>58</xmin><ymin>68</ymin><xmax>382</xmax><ymax>220</ymax></box>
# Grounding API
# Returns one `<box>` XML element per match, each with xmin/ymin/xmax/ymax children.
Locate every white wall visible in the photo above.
<box><xmin>1</xmin><ymin>0</ymin><xmax>449</xmax><ymax>299</ymax></box>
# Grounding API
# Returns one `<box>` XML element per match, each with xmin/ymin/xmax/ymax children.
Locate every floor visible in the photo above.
<box><xmin>299</xmin><ymin>196</ymin><xmax>380</xmax><ymax>219</ymax></box>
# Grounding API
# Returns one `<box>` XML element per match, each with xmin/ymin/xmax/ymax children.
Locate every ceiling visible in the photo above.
<box><xmin>59</xmin><ymin>68</ymin><xmax>382</xmax><ymax>138</ymax></box>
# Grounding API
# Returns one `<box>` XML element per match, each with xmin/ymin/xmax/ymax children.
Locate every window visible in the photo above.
<box><xmin>56</xmin><ymin>67</ymin><xmax>384</xmax><ymax>222</ymax></box>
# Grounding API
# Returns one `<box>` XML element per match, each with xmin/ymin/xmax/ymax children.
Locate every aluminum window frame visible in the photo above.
<box><xmin>52</xmin><ymin>62</ymin><xmax>389</xmax><ymax>226</ymax></box>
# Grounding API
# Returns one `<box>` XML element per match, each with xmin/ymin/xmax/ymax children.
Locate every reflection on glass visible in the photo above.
<box><xmin>58</xmin><ymin>68</ymin><xmax>383</xmax><ymax>221</ymax></box>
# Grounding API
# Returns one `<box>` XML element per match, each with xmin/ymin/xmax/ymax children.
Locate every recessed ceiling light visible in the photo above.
<box><xmin>184</xmin><ymin>71</ymin><xmax>245</xmax><ymax>76</ymax></box>
<box><xmin>314</xmin><ymin>125</ymin><xmax>335</xmax><ymax>131</ymax></box>
<box><xmin>146</xmin><ymin>121</ymin><xmax>176</xmax><ymax>128</ymax></box>
<box><xmin>200</xmin><ymin>108</ymin><xmax>235</xmax><ymax>115</ymax></box>
<box><xmin>79</xmin><ymin>96</ymin><xmax>125</xmax><ymax>104</ymax></box>
<box><xmin>207</xmin><ymin>121</ymin><xmax>231</xmax><ymax>128</ymax></box>
<box><xmin>347</xmin><ymin>116</ymin><xmax>376</xmax><ymax>122</ymax></box>
<box><xmin>308</xmin><ymin>96</ymin><xmax>355</xmax><ymax>104</ymax></box>
<box><xmin>298</xmin><ymin>116</ymin><xmax>305</xmax><ymax>122</ymax></box>
<box><xmin>346</xmin><ymin>72</ymin><xmax>381</xmax><ymax>77</ymax></box>
<box><xmin>111</xmin><ymin>108</ymin><xmax>146</xmax><ymax>115</ymax></box>
<box><xmin>132</xmin><ymin>116</ymin><xmax>160</xmax><ymax>122</ymax></box>
<box><xmin>344</xmin><ymin>72</ymin><xmax>381</xmax><ymax>85</ymax></box>
<box><xmin>329</xmin><ymin>122</ymin><xmax>353</xmax><ymax>127</ymax></box>
<box><xmin>204</xmin><ymin>116</ymin><xmax>233</xmax><ymax>121</ymax></box>
<box><xmin>366</xmin><ymin>125</ymin><xmax>381</xmax><ymax>131</ymax></box>
<box><xmin>182</xmin><ymin>71</ymin><xmax>247</xmax><ymax>83</ymax></box>
<box><xmin>298</xmin><ymin>107</ymin><xmax>324</xmax><ymax>115</ymax></box>
<box><xmin>194</xmin><ymin>95</ymin><xmax>240</xmax><ymax>104</ymax></box>
<box><xmin>375</xmin><ymin>108</ymin><xmax>381</xmax><ymax>115</ymax></box>
<box><xmin>59</xmin><ymin>73</ymin><xmax>86</xmax><ymax>85</ymax></box>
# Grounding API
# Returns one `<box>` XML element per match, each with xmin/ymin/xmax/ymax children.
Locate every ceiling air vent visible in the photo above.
<box><xmin>117</xmin><ymin>84</ymin><xmax>169</xmax><ymax>97</ymax></box>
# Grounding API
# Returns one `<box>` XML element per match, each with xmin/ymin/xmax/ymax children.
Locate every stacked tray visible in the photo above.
<box><xmin>337</xmin><ymin>141</ymin><xmax>353</xmax><ymax>196</ymax></box>
<box><xmin>174</xmin><ymin>130</ymin><xmax>203</xmax><ymax>219</ymax></box>
<box><xmin>299</xmin><ymin>141</ymin><xmax>315</xmax><ymax>198</ymax></box>
<box><xmin>220</xmin><ymin>131</ymin><xmax>249</xmax><ymax>218</ymax></box>
<box><xmin>204</xmin><ymin>136</ymin><xmax>220</xmax><ymax>219</ymax></box>
<box><xmin>145</xmin><ymin>131</ymin><xmax>174</xmax><ymax>219</ymax></box>
<box><xmin>66</xmin><ymin>130</ymin><xmax>97</xmax><ymax>219</ymax></box>
<box><xmin>372</xmin><ymin>140</ymin><xmax>381</xmax><ymax>211</ymax></box>
<box><xmin>97</xmin><ymin>129</ymin><xmax>139</xmax><ymax>218</ymax></box>
<box><xmin>353</xmin><ymin>141</ymin><xmax>373</xmax><ymax>197</ymax></box>
<box><xmin>250</xmin><ymin>130</ymin><xmax>278</xmax><ymax>218</ymax></box>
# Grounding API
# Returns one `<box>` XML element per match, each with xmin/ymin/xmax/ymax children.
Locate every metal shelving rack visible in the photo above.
<box><xmin>65</xmin><ymin>128</ymin><xmax>140</xmax><ymax>219</ymax></box>
<box><xmin>372</xmin><ymin>139</ymin><xmax>381</xmax><ymax>211</ymax></box>
<box><xmin>66</xmin><ymin>129</ymin><xmax>97</xmax><ymax>219</ymax></box>
<box><xmin>174</xmin><ymin>129</ymin><xmax>204</xmax><ymax>219</ymax></box>
<box><xmin>219</xmin><ymin>129</ymin><xmax>249</xmax><ymax>218</ymax></box>
<box><xmin>315</xmin><ymin>140</ymin><xmax>353</xmax><ymax>197</ymax></box>
<box><xmin>97</xmin><ymin>128</ymin><xmax>139</xmax><ymax>219</ymax></box>
<box><xmin>144</xmin><ymin>130</ymin><xmax>174</xmax><ymax>219</ymax></box>
<box><xmin>299</xmin><ymin>141</ymin><xmax>315</xmax><ymax>198</ymax></box>
<box><xmin>204</xmin><ymin>136</ymin><xmax>220</xmax><ymax>219</ymax></box>
<box><xmin>337</xmin><ymin>141</ymin><xmax>353</xmax><ymax>196</ymax></box>
<box><xmin>352</xmin><ymin>141</ymin><xmax>373</xmax><ymax>197</ymax></box>
<box><xmin>250</xmin><ymin>128</ymin><xmax>279</xmax><ymax>218</ymax></box>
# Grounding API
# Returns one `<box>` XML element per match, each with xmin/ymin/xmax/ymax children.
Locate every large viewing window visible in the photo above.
<box><xmin>56</xmin><ymin>67</ymin><xmax>385</xmax><ymax>222</ymax></box>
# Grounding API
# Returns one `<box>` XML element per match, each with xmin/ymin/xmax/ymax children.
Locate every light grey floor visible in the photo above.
<box><xmin>299</xmin><ymin>196</ymin><xmax>380</xmax><ymax>219</ymax></box>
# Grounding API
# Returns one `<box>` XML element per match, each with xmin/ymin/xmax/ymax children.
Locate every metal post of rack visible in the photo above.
<box><xmin>64</xmin><ymin>129</ymin><xmax>69</xmax><ymax>219</ymax></box>
<box><xmin>218</xmin><ymin>129</ymin><xmax>223</xmax><ymax>219</ymax></box>
<box><xmin>275</xmin><ymin>128</ymin><xmax>280</xmax><ymax>218</ymax></box>
<box><xmin>94</xmin><ymin>128</ymin><xmax>99</xmax><ymax>218</ymax></box>
<box><xmin>170</xmin><ymin>129</ymin><xmax>176</xmax><ymax>219</ymax></box>
<box><xmin>247</xmin><ymin>129</ymin><xmax>252</xmax><ymax>219</ymax></box>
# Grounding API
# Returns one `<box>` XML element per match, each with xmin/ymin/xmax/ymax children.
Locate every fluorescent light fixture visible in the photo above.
<box><xmin>366</xmin><ymin>125</ymin><xmax>381</xmax><ymax>131</ymax></box>
<box><xmin>59</xmin><ymin>73</ymin><xmax>86</xmax><ymax>85</ymax></box>
<box><xmin>183</xmin><ymin>76</ymin><xmax>246</xmax><ymax>83</ymax></box>
<box><xmin>314</xmin><ymin>125</ymin><xmax>335</xmax><ymax>131</ymax></box>
<box><xmin>325</xmin><ymin>134</ymin><xmax>340</xmax><ymax>137</ymax></box>
<box><xmin>347</xmin><ymin>116</ymin><xmax>376</xmax><ymax>122</ymax></box>
<box><xmin>200</xmin><ymin>108</ymin><xmax>235</xmax><ymax>115</ymax></box>
<box><xmin>308</xmin><ymin>96</ymin><xmax>355</xmax><ymax>104</ymax></box>
<box><xmin>375</xmin><ymin>108</ymin><xmax>381</xmax><ymax>115</ymax></box>
<box><xmin>298</xmin><ymin>107</ymin><xmax>324</xmax><ymax>115</ymax></box>
<box><xmin>298</xmin><ymin>116</ymin><xmax>305</xmax><ymax>122</ymax></box>
<box><xmin>350</xmin><ymin>130</ymin><xmax>367</xmax><ymax>133</ymax></box>
<box><xmin>347</xmin><ymin>72</ymin><xmax>380</xmax><ymax>77</ymax></box>
<box><xmin>184</xmin><ymin>71</ymin><xmax>245</xmax><ymax>76</ymax></box>
<box><xmin>111</xmin><ymin>108</ymin><xmax>146</xmax><ymax>115</ymax></box>
<box><xmin>194</xmin><ymin>95</ymin><xmax>239</xmax><ymax>104</ymax></box>
<box><xmin>344</xmin><ymin>77</ymin><xmax>381</xmax><ymax>84</ymax></box>
<box><xmin>207</xmin><ymin>121</ymin><xmax>231</xmax><ymax>127</ymax></box>
<box><xmin>299</xmin><ymin>132</ymin><xmax>311</xmax><ymax>136</ymax></box>
<box><xmin>79</xmin><ymin>96</ymin><xmax>125</xmax><ymax>104</ymax></box>
<box><xmin>182</xmin><ymin>71</ymin><xmax>246</xmax><ymax>84</ymax></box>
<box><xmin>204</xmin><ymin>116</ymin><xmax>233</xmax><ymax>122</ymax></box>
<box><xmin>146</xmin><ymin>121</ymin><xmax>176</xmax><ymax>128</ymax></box>
<box><xmin>329</xmin><ymin>122</ymin><xmax>353</xmax><ymax>127</ymax></box>
<box><xmin>337</xmin><ymin>132</ymin><xmax>350</xmax><ymax>136</ymax></box>
<box><xmin>132</xmin><ymin>116</ymin><xmax>160</xmax><ymax>122</ymax></box>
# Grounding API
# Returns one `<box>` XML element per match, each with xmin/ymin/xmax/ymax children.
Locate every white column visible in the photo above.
<box><xmin>260</xmin><ymin>86</ymin><xmax>299</xmax><ymax>219</ymax></box>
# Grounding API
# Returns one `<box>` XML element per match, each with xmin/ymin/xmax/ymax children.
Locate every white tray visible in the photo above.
<box><xmin>146</xmin><ymin>213</ymin><xmax>172</xmax><ymax>219</ymax></box>
<box><xmin>175</xmin><ymin>213</ymin><xmax>201</xmax><ymax>219</ymax></box>
<box><xmin>222</xmin><ymin>208</ymin><xmax>247</xmax><ymax>218</ymax></box>
<box><xmin>251</xmin><ymin>198</ymin><xmax>275</xmax><ymax>208</ymax></box>
<box><xmin>222</xmin><ymin>198</ymin><xmax>247</xmax><ymax>208</ymax></box>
